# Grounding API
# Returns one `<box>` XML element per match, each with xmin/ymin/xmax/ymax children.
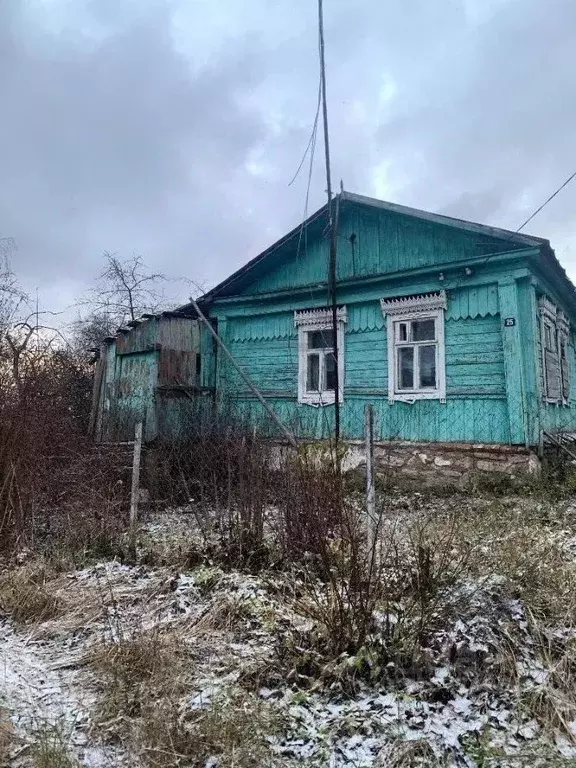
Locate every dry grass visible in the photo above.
<box><xmin>29</xmin><ymin>721</ymin><xmax>78</xmax><ymax>768</ymax></box>
<box><xmin>137</xmin><ymin>691</ymin><xmax>282</xmax><ymax>768</ymax></box>
<box><xmin>88</xmin><ymin>628</ymin><xmax>193</xmax><ymax>725</ymax></box>
<box><xmin>87</xmin><ymin>618</ymin><xmax>282</xmax><ymax>767</ymax></box>
<box><xmin>516</xmin><ymin>611</ymin><xmax>576</xmax><ymax>742</ymax></box>
<box><xmin>376</xmin><ymin>738</ymin><xmax>448</xmax><ymax>767</ymax></box>
<box><xmin>0</xmin><ymin>708</ymin><xmax>15</xmax><ymax>766</ymax></box>
<box><xmin>400</xmin><ymin>500</ymin><xmax>576</xmax><ymax>742</ymax></box>
<box><xmin>0</xmin><ymin>561</ymin><xmax>61</xmax><ymax>624</ymax></box>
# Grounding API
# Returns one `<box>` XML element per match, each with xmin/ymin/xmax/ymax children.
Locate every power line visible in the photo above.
<box><xmin>288</xmin><ymin>80</ymin><xmax>322</xmax><ymax>189</ymax></box>
<box><xmin>515</xmin><ymin>170</ymin><xmax>576</xmax><ymax>235</ymax></box>
<box><xmin>295</xmin><ymin>82</ymin><xmax>321</xmax><ymax>262</ymax></box>
<box><xmin>451</xmin><ymin>169</ymin><xmax>576</xmax><ymax>289</ymax></box>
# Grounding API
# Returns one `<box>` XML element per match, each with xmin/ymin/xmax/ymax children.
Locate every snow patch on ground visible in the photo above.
<box><xmin>2</xmin><ymin>504</ymin><xmax>576</xmax><ymax>767</ymax></box>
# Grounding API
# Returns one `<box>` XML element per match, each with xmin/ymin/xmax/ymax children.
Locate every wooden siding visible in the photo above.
<box><xmin>207</xmin><ymin>200</ymin><xmax>576</xmax><ymax>449</ymax></box>
<box><xmin>218</xmin><ymin>287</ymin><xmax>509</xmax><ymax>444</ymax></box>
<box><xmin>93</xmin><ymin>315</ymin><xmax>203</xmax><ymax>442</ymax></box>
<box><xmin>535</xmin><ymin>302</ymin><xmax>576</xmax><ymax>435</ymax></box>
<box><xmin>236</xmin><ymin>204</ymin><xmax>523</xmax><ymax>297</ymax></box>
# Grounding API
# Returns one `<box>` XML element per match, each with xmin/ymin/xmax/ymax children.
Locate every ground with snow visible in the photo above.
<box><xmin>3</xmin><ymin>496</ymin><xmax>576</xmax><ymax>767</ymax></box>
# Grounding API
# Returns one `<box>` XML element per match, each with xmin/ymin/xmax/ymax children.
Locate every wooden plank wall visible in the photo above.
<box><xmin>219</xmin><ymin>284</ymin><xmax>512</xmax><ymax>444</ymax></box>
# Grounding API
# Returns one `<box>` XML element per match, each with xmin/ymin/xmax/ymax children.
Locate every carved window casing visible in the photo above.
<box><xmin>380</xmin><ymin>291</ymin><xmax>447</xmax><ymax>403</ymax></box>
<box><xmin>539</xmin><ymin>296</ymin><xmax>570</xmax><ymax>404</ymax></box>
<box><xmin>294</xmin><ymin>307</ymin><xmax>347</xmax><ymax>406</ymax></box>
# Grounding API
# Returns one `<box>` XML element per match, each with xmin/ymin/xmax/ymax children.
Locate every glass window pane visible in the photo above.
<box><xmin>397</xmin><ymin>322</ymin><xmax>408</xmax><ymax>342</ymax></box>
<box><xmin>307</xmin><ymin>354</ymin><xmax>320</xmax><ymax>391</ymax></box>
<box><xmin>398</xmin><ymin>347</ymin><xmax>414</xmax><ymax>389</ymax></box>
<box><xmin>419</xmin><ymin>345</ymin><xmax>437</xmax><ymax>388</ymax></box>
<box><xmin>325</xmin><ymin>352</ymin><xmax>336</xmax><ymax>391</ymax></box>
<box><xmin>412</xmin><ymin>319</ymin><xmax>435</xmax><ymax>341</ymax></box>
<box><xmin>308</xmin><ymin>329</ymin><xmax>334</xmax><ymax>349</ymax></box>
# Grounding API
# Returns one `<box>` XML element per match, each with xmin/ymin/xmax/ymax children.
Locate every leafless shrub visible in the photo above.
<box><xmin>274</xmin><ymin>505</ymin><xmax>473</xmax><ymax>692</ymax></box>
<box><xmin>146</xmin><ymin>405</ymin><xmax>277</xmax><ymax>568</ymax></box>
<box><xmin>0</xmin><ymin>329</ymin><xmax>130</xmax><ymax>558</ymax></box>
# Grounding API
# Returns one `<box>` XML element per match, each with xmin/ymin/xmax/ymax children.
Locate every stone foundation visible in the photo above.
<box><xmin>343</xmin><ymin>440</ymin><xmax>540</xmax><ymax>485</ymax></box>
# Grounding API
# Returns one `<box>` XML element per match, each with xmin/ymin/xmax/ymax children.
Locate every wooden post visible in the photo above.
<box><xmin>129</xmin><ymin>421</ymin><xmax>143</xmax><ymax>560</ymax></box>
<box><xmin>365</xmin><ymin>404</ymin><xmax>376</xmax><ymax>548</ymax></box>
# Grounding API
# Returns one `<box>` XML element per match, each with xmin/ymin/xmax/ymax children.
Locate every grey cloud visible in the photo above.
<box><xmin>0</xmin><ymin>1</ymin><xmax>273</xmax><ymax>303</ymax></box>
<box><xmin>1</xmin><ymin>0</ymin><xmax>576</xmax><ymax>311</ymax></box>
<box><xmin>374</xmin><ymin>0</ymin><xmax>576</xmax><ymax>242</ymax></box>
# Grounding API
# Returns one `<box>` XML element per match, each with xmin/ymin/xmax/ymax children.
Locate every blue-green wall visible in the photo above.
<box><xmin>215</xmin><ymin>283</ymin><xmax>514</xmax><ymax>444</ymax></box>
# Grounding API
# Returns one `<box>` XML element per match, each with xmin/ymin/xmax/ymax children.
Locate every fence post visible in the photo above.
<box><xmin>129</xmin><ymin>421</ymin><xmax>143</xmax><ymax>560</ymax></box>
<box><xmin>364</xmin><ymin>404</ymin><xmax>376</xmax><ymax>548</ymax></box>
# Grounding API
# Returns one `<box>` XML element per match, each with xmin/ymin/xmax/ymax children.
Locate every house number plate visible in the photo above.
<box><xmin>504</xmin><ymin>317</ymin><xmax>516</xmax><ymax>327</ymax></box>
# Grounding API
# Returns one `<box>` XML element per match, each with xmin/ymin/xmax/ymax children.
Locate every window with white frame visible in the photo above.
<box><xmin>539</xmin><ymin>296</ymin><xmax>570</xmax><ymax>404</ymax></box>
<box><xmin>380</xmin><ymin>291</ymin><xmax>447</xmax><ymax>402</ymax></box>
<box><xmin>294</xmin><ymin>307</ymin><xmax>346</xmax><ymax>405</ymax></box>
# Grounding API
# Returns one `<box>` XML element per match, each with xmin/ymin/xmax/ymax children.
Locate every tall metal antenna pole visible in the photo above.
<box><xmin>318</xmin><ymin>0</ymin><xmax>340</xmax><ymax>444</ymax></box>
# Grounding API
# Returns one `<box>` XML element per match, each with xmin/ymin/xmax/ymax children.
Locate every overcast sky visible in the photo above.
<box><xmin>2</xmin><ymin>0</ymin><xmax>576</xmax><ymax>316</ymax></box>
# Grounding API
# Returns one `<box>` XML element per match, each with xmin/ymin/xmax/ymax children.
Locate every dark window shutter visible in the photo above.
<box><xmin>560</xmin><ymin>341</ymin><xmax>570</xmax><ymax>401</ymax></box>
<box><xmin>545</xmin><ymin>348</ymin><xmax>561</xmax><ymax>401</ymax></box>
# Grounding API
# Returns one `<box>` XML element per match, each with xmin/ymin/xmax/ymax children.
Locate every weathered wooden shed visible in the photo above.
<box><xmin>89</xmin><ymin>311</ymin><xmax>206</xmax><ymax>443</ymax></box>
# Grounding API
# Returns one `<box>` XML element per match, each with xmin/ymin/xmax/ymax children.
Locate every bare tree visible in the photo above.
<box><xmin>0</xmin><ymin>240</ymin><xmax>25</xmax><ymax>334</ymax></box>
<box><xmin>84</xmin><ymin>252</ymin><xmax>168</xmax><ymax>325</ymax></box>
<box><xmin>70</xmin><ymin>311</ymin><xmax>119</xmax><ymax>356</ymax></box>
<box><xmin>1</xmin><ymin>307</ymin><xmax>73</xmax><ymax>400</ymax></box>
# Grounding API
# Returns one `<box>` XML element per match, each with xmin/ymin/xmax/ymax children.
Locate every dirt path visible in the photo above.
<box><xmin>1</xmin><ymin>617</ymin><xmax>127</xmax><ymax>766</ymax></box>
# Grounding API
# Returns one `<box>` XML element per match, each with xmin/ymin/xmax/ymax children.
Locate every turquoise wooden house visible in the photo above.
<box><xmin>188</xmin><ymin>192</ymin><xmax>576</xmax><ymax>475</ymax></box>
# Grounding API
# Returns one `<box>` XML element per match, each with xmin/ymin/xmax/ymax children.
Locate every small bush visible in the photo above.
<box><xmin>274</xmin><ymin>507</ymin><xmax>472</xmax><ymax>692</ymax></box>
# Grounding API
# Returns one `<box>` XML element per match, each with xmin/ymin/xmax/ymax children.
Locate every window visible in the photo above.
<box><xmin>295</xmin><ymin>307</ymin><xmax>347</xmax><ymax>405</ymax></box>
<box><xmin>540</xmin><ymin>296</ymin><xmax>570</xmax><ymax>404</ymax></box>
<box><xmin>381</xmin><ymin>291</ymin><xmax>447</xmax><ymax>402</ymax></box>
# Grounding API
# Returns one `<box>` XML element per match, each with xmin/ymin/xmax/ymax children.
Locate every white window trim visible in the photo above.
<box><xmin>380</xmin><ymin>291</ymin><xmax>447</xmax><ymax>403</ymax></box>
<box><xmin>295</xmin><ymin>307</ymin><xmax>347</xmax><ymax>406</ymax></box>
